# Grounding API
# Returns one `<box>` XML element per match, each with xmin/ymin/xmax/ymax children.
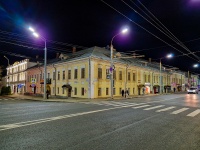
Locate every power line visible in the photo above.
<box><xmin>100</xmin><ymin>0</ymin><xmax>199</xmax><ymax>62</ymax></box>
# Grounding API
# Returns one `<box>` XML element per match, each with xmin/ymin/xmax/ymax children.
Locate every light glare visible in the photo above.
<box><xmin>166</xmin><ymin>54</ymin><xmax>173</xmax><ymax>58</ymax></box>
<box><xmin>122</xmin><ymin>28</ymin><xmax>128</xmax><ymax>34</ymax></box>
<box><xmin>33</xmin><ymin>32</ymin><xmax>39</xmax><ymax>38</ymax></box>
<box><xmin>193</xmin><ymin>64</ymin><xmax>198</xmax><ymax>68</ymax></box>
<box><xmin>29</xmin><ymin>27</ymin><xmax>35</xmax><ymax>32</ymax></box>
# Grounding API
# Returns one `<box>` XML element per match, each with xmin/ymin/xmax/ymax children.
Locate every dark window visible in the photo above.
<box><xmin>148</xmin><ymin>75</ymin><xmax>150</xmax><ymax>82</ymax></box>
<box><xmin>106</xmin><ymin>88</ymin><xmax>109</xmax><ymax>95</ymax></box>
<box><xmin>113</xmin><ymin>70</ymin><xmax>116</xmax><ymax>80</ymax></box>
<box><xmin>74</xmin><ymin>69</ymin><xmax>78</xmax><ymax>79</ymax></box>
<box><xmin>81</xmin><ymin>88</ymin><xmax>84</xmax><ymax>96</ymax></box>
<box><xmin>74</xmin><ymin>88</ymin><xmax>77</xmax><ymax>95</ymax></box>
<box><xmin>53</xmin><ymin>72</ymin><xmax>56</xmax><ymax>80</ymax></box>
<box><xmin>63</xmin><ymin>71</ymin><xmax>65</xmax><ymax>80</ymax></box>
<box><xmin>119</xmin><ymin>71</ymin><xmax>122</xmax><ymax>80</ymax></box>
<box><xmin>98</xmin><ymin>88</ymin><xmax>101</xmax><ymax>96</ymax></box>
<box><xmin>58</xmin><ymin>71</ymin><xmax>60</xmax><ymax>80</ymax></box>
<box><xmin>128</xmin><ymin>72</ymin><xmax>130</xmax><ymax>81</ymax></box>
<box><xmin>133</xmin><ymin>73</ymin><xmax>136</xmax><ymax>81</ymax></box>
<box><xmin>68</xmin><ymin>70</ymin><xmax>71</xmax><ymax>79</ymax></box>
<box><xmin>57</xmin><ymin>87</ymin><xmax>59</xmax><ymax>94</ymax></box>
<box><xmin>113</xmin><ymin>88</ymin><xmax>116</xmax><ymax>95</ymax></box>
<box><xmin>47</xmin><ymin>73</ymin><xmax>50</xmax><ymax>79</ymax></box>
<box><xmin>81</xmin><ymin>68</ymin><xmax>85</xmax><ymax>78</ymax></box>
<box><xmin>98</xmin><ymin>68</ymin><xmax>102</xmax><ymax>79</ymax></box>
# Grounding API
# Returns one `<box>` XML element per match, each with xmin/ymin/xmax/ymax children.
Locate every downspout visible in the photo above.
<box><xmin>53</xmin><ymin>64</ymin><xmax>56</xmax><ymax>96</ymax></box>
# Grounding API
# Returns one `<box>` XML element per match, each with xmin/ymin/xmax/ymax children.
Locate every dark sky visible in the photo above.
<box><xmin>0</xmin><ymin>0</ymin><xmax>200</xmax><ymax>75</ymax></box>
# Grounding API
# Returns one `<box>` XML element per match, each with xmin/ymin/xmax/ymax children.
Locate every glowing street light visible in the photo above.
<box><xmin>193</xmin><ymin>64</ymin><xmax>198</xmax><ymax>68</ymax></box>
<box><xmin>110</xmin><ymin>28</ymin><xmax>128</xmax><ymax>99</ymax></box>
<box><xmin>28</xmin><ymin>26</ymin><xmax>47</xmax><ymax>99</ymax></box>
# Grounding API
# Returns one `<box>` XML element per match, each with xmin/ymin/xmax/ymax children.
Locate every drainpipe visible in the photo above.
<box><xmin>53</xmin><ymin>64</ymin><xmax>56</xmax><ymax>96</ymax></box>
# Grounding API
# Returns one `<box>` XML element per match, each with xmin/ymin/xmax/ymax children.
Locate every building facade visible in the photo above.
<box><xmin>5</xmin><ymin>59</ymin><xmax>37</xmax><ymax>94</ymax></box>
<box><xmin>23</xmin><ymin>46</ymin><xmax>188</xmax><ymax>98</ymax></box>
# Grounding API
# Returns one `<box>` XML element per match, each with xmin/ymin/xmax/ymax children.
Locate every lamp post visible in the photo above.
<box><xmin>110</xmin><ymin>28</ymin><xmax>128</xmax><ymax>99</ymax></box>
<box><xmin>4</xmin><ymin>55</ymin><xmax>10</xmax><ymax>86</ymax></box>
<box><xmin>28</xmin><ymin>27</ymin><xmax>47</xmax><ymax>99</ymax></box>
<box><xmin>159</xmin><ymin>54</ymin><xmax>173</xmax><ymax>94</ymax></box>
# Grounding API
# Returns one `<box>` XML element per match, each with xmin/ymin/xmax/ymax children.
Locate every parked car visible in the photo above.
<box><xmin>187</xmin><ymin>87</ymin><xmax>198</xmax><ymax>94</ymax></box>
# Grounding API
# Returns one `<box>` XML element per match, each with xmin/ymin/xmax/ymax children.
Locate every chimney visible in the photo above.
<box><xmin>72</xmin><ymin>47</ymin><xmax>76</xmax><ymax>53</ymax></box>
<box><xmin>56</xmin><ymin>53</ymin><xmax>59</xmax><ymax>58</ymax></box>
<box><xmin>149</xmin><ymin>58</ymin><xmax>151</xmax><ymax>63</ymax></box>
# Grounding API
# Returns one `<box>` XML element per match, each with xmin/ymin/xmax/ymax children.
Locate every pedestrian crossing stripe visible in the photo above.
<box><xmin>79</xmin><ymin>101</ymin><xmax>200</xmax><ymax>118</ymax></box>
<box><xmin>171</xmin><ymin>108</ymin><xmax>189</xmax><ymax>114</ymax></box>
<box><xmin>187</xmin><ymin>109</ymin><xmax>200</xmax><ymax>117</ymax></box>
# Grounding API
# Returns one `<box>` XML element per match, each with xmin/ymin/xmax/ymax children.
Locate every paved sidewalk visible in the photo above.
<box><xmin>2</xmin><ymin>93</ymin><xmax>162</xmax><ymax>103</ymax></box>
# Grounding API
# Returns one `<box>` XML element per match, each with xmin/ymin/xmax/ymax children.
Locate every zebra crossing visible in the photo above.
<box><xmin>0</xmin><ymin>98</ymin><xmax>19</xmax><ymax>101</ymax></box>
<box><xmin>80</xmin><ymin>101</ymin><xmax>200</xmax><ymax>118</ymax></box>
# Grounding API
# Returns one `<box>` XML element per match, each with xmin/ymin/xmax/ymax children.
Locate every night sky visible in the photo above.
<box><xmin>0</xmin><ymin>0</ymin><xmax>200</xmax><ymax>75</ymax></box>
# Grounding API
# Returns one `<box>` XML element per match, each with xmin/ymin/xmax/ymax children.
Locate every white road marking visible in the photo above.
<box><xmin>133</xmin><ymin>105</ymin><xmax>151</xmax><ymax>109</ymax></box>
<box><xmin>0</xmin><ymin>103</ymin><xmax>143</xmax><ymax>131</ymax></box>
<box><xmin>171</xmin><ymin>108</ymin><xmax>189</xmax><ymax>114</ymax></box>
<box><xmin>156</xmin><ymin>106</ymin><xmax>175</xmax><ymax>112</ymax></box>
<box><xmin>187</xmin><ymin>109</ymin><xmax>200</xmax><ymax>117</ymax></box>
<box><xmin>144</xmin><ymin>105</ymin><xmax>165</xmax><ymax>110</ymax></box>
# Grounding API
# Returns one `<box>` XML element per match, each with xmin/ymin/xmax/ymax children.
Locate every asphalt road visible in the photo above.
<box><xmin>1</xmin><ymin>94</ymin><xmax>200</xmax><ymax>150</ymax></box>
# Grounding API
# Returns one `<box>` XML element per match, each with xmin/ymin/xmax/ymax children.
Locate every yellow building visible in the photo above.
<box><xmin>26</xmin><ymin>46</ymin><xmax>187</xmax><ymax>98</ymax></box>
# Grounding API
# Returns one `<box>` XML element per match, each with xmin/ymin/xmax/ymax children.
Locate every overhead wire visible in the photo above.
<box><xmin>122</xmin><ymin>0</ymin><xmax>200</xmax><ymax>61</ymax></box>
<box><xmin>100</xmin><ymin>0</ymin><xmax>199</xmax><ymax>62</ymax></box>
<box><xmin>133</xmin><ymin>0</ymin><xmax>200</xmax><ymax>61</ymax></box>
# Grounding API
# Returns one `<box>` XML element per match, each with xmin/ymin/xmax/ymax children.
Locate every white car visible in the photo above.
<box><xmin>188</xmin><ymin>88</ymin><xmax>198</xmax><ymax>94</ymax></box>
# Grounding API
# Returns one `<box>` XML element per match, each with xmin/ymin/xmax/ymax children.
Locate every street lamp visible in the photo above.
<box><xmin>4</xmin><ymin>55</ymin><xmax>10</xmax><ymax>86</ymax></box>
<box><xmin>110</xmin><ymin>28</ymin><xmax>128</xmax><ymax>99</ymax></box>
<box><xmin>160</xmin><ymin>53</ymin><xmax>173</xmax><ymax>94</ymax></box>
<box><xmin>28</xmin><ymin>26</ymin><xmax>47</xmax><ymax>99</ymax></box>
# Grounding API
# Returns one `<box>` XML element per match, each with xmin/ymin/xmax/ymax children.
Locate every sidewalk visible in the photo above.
<box><xmin>3</xmin><ymin>93</ymin><xmax>161</xmax><ymax>103</ymax></box>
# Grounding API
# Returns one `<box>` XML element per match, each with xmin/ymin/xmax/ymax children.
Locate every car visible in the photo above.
<box><xmin>187</xmin><ymin>88</ymin><xmax>198</xmax><ymax>94</ymax></box>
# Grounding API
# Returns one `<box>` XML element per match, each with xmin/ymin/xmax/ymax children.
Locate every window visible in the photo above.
<box><xmin>98</xmin><ymin>88</ymin><xmax>101</xmax><ymax>96</ymax></box>
<box><xmin>74</xmin><ymin>87</ymin><xmax>77</xmax><ymax>95</ymax></box>
<box><xmin>98</xmin><ymin>68</ymin><xmax>102</xmax><ymax>79</ymax></box>
<box><xmin>133</xmin><ymin>73</ymin><xmax>136</xmax><ymax>81</ymax></box>
<box><xmin>37</xmin><ymin>74</ymin><xmax>39</xmax><ymax>82</ymax></box>
<box><xmin>53</xmin><ymin>72</ymin><xmax>56</xmax><ymax>80</ymax></box>
<box><xmin>113</xmin><ymin>70</ymin><xmax>116</xmax><ymax>80</ymax></box>
<box><xmin>133</xmin><ymin>88</ymin><xmax>135</xmax><ymax>94</ymax></box>
<box><xmin>148</xmin><ymin>75</ymin><xmax>150</xmax><ymax>82</ymax></box>
<box><xmin>63</xmin><ymin>71</ymin><xmax>65</xmax><ymax>80</ymax></box>
<box><xmin>106</xmin><ymin>88</ymin><xmax>109</xmax><ymax>95</ymax></box>
<box><xmin>58</xmin><ymin>71</ymin><xmax>60</xmax><ymax>80</ymax></box>
<box><xmin>81</xmin><ymin>88</ymin><xmax>84</xmax><ymax>96</ymax></box>
<box><xmin>113</xmin><ymin>88</ymin><xmax>116</xmax><ymax>95</ymax></box>
<box><xmin>144</xmin><ymin>74</ymin><xmax>147</xmax><ymax>82</ymax></box>
<box><xmin>53</xmin><ymin>87</ymin><xmax>55</xmax><ymax>94</ymax></box>
<box><xmin>40</xmin><ymin>74</ymin><xmax>42</xmax><ymax>81</ymax></box>
<box><xmin>57</xmin><ymin>87</ymin><xmax>59</xmax><ymax>94</ymax></box>
<box><xmin>154</xmin><ymin>76</ymin><xmax>155</xmax><ymax>83</ymax></box>
<box><xmin>74</xmin><ymin>69</ymin><xmax>78</xmax><ymax>79</ymax></box>
<box><xmin>128</xmin><ymin>72</ymin><xmax>130</xmax><ymax>81</ymax></box>
<box><xmin>119</xmin><ymin>88</ymin><xmax>122</xmax><ymax>94</ymax></box>
<box><xmin>119</xmin><ymin>71</ymin><xmax>122</xmax><ymax>80</ymax></box>
<box><xmin>68</xmin><ymin>70</ymin><xmax>71</xmax><ymax>79</ymax></box>
<box><xmin>106</xmin><ymin>69</ymin><xmax>109</xmax><ymax>79</ymax></box>
<box><xmin>81</xmin><ymin>68</ymin><xmax>85</xmax><ymax>78</ymax></box>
